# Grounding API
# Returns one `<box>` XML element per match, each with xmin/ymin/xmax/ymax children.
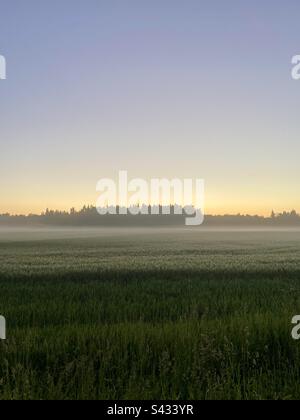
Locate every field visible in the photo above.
<box><xmin>0</xmin><ymin>227</ymin><xmax>300</xmax><ymax>400</ymax></box>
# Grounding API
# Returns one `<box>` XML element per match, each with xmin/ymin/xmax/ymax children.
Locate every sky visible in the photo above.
<box><xmin>0</xmin><ymin>0</ymin><xmax>300</xmax><ymax>216</ymax></box>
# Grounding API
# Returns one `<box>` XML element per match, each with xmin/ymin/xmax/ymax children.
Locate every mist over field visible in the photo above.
<box><xmin>1</xmin><ymin>225</ymin><xmax>300</xmax><ymax>242</ymax></box>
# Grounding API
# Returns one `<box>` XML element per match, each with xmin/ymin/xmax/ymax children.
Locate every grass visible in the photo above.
<box><xmin>0</xmin><ymin>228</ymin><xmax>300</xmax><ymax>400</ymax></box>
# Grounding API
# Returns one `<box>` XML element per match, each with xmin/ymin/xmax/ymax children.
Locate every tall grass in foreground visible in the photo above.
<box><xmin>0</xmin><ymin>230</ymin><xmax>300</xmax><ymax>399</ymax></box>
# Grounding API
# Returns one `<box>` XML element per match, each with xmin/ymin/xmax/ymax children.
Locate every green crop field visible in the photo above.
<box><xmin>0</xmin><ymin>227</ymin><xmax>300</xmax><ymax>400</ymax></box>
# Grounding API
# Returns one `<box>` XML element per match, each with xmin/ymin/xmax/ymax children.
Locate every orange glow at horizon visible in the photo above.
<box><xmin>0</xmin><ymin>200</ymin><xmax>295</xmax><ymax>218</ymax></box>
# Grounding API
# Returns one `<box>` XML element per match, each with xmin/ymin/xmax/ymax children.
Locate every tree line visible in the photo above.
<box><xmin>1</xmin><ymin>206</ymin><xmax>300</xmax><ymax>227</ymax></box>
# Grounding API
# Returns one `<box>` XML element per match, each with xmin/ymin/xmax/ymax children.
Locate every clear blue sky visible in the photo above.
<box><xmin>0</xmin><ymin>0</ymin><xmax>299</xmax><ymax>214</ymax></box>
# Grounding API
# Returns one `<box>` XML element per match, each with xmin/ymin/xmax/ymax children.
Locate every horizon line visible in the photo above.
<box><xmin>0</xmin><ymin>206</ymin><xmax>299</xmax><ymax>219</ymax></box>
